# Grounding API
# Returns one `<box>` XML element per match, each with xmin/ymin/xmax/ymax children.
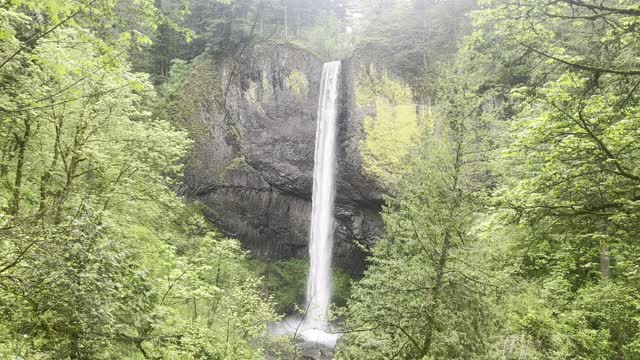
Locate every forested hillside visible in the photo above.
<box><xmin>0</xmin><ymin>0</ymin><xmax>638</xmax><ymax>359</ymax></box>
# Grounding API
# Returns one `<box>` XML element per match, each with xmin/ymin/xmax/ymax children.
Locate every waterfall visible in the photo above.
<box><xmin>267</xmin><ymin>61</ymin><xmax>342</xmax><ymax>350</ymax></box>
<box><xmin>269</xmin><ymin>61</ymin><xmax>342</xmax><ymax>351</ymax></box>
<box><xmin>305</xmin><ymin>61</ymin><xmax>341</xmax><ymax>329</ymax></box>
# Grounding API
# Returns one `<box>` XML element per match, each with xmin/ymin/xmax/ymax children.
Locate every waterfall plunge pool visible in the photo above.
<box><xmin>268</xmin><ymin>316</ymin><xmax>342</xmax><ymax>359</ymax></box>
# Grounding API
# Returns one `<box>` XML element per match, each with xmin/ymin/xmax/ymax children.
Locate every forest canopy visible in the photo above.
<box><xmin>0</xmin><ymin>0</ymin><xmax>639</xmax><ymax>359</ymax></box>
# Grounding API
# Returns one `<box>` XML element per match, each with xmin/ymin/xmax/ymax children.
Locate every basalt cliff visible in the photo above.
<box><xmin>181</xmin><ymin>43</ymin><xmax>405</xmax><ymax>274</ymax></box>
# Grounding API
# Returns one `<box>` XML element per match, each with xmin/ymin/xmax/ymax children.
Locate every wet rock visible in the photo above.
<box><xmin>181</xmin><ymin>43</ymin><xmax>384</xmax><ymax>274</ymax></box>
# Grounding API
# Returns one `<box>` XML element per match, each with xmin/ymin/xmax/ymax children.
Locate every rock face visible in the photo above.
<box><xmin>182</xmin><ymin>43</ymin><xmax>384</xmax><ymax>274</ymax></box>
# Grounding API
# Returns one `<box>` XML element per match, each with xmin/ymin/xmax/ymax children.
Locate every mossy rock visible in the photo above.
<box><xmin>286</xmin><ymin>70</ymin><xmax>309</xmax><ymax>99</ymax></box>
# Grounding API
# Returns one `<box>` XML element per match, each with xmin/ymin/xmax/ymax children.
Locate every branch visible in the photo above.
<box><xmin>0</xmin><ymin>0</ymin><xmax>99</xmax><ymax>71</ymax></box>
<box><xmin>516</xmin><ymin>40</ymin><xmax>640</xmax><ymax>76</ymax></box>
<box><xmin>549</xmin><ymin>100</ymin><xmax>640</xmax><ymax>182</ymax></box>
<box><xmin>0</xmin><ymin>241</ymin><xmax>35</xmax><ymax>274</ymax></box>
<box><xmin>160</xmin><ymin>267</ymin><xmax>191</xmax><ymax>305</ymax></box>
<box><xmin>381</xmin><ymin>321</ymin><xmax>426</xmax><ymax>355</ymax></box>
<box><xmin>2</xmin><ymin>85</ymin><xmax>129</xmax><ymax>113</ymax></box>
<box><xmin>558</xmin><ymin>0</ymin><xmax>640</xmax><ymax>17</ymax></box>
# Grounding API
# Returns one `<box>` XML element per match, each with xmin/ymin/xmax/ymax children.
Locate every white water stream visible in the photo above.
<box><xmin>268</xmin><ymin>62</ymin><xmax>342</xmax><ymax>351</ymax></box>
<box><xmin>305</xmin><ymin>60</ymin><xmax>341</xmax><ymax>331</ymax></box>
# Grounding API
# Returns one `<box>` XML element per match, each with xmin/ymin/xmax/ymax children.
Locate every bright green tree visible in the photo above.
<box><xmin>471</xmin><ymin>1</ymin><xmax>640</xmax><ymax>358</ymax></box>
<box><xmin>337</xmin><ymin>55</ymin><xmax>501</xmax><ymax>359</ymax></box>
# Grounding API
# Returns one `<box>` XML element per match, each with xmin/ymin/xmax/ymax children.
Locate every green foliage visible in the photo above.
<box><xmin>470</xmin><ymin>1</ymin><xmax>640</xmax><ymax>358</ymax></box>
<box><xmin>149</xmin><ymin>0</ymin><xmax>354</xmax><ymax>68</ymax></box>
<box><xmin>294</xmin><ymin>10</ymin><xmax>355</xmax><ymax>60</ymax></box>
<box><xmin>334</xmin><ymin>3</ymin><xmax>639</xmax><ymax>355</ymax></box>
<box><xmin>490</xmin><ymin>280</ymin><xmax>640</xmax><ymax>359</ymax></box>
<box><xmin>250</xmin><ymin>259</ymin><xmax>352</xmax><ymax>315</ymax></box>
<box><xmin>130</xmin><ymin>233</ymin><xmax>286</xmax><ymax>359</ymax></box>
<box><xmin>338</xmin><ymin>55</ymin><xmax>501</xmax><ymax>359</ymax></box>
<box><xmin>351</xmin><ymin>0</ymin><xmax>476</xmax><ymax>98</ymax></box>
<box><xmin>158</xmin><ymin>54</ymin><xmax>220</xmax><ymax>125</ymax></box>
<box><xmin>356</xmin><ymin>65</ymin><xmax>423</xmax><ymax>187</ymax></box>
<box><xmin>331</xmin><ymin>268</ymin><xmax>352</xmax><ymax>309</ymax></box>
<box><xmin>0</xmin><ymin>1</ymin><xmax>283</xmax><ymax>358</ymax></box>
<box><xmin>3</xmin><ymin>0</ymin><xmax>640</xmax><ymax>358</ymax></box>
<box><xmin>251</xmin><ymin>259</ymin><xmax>309</xmax><ymax>315</ymax></box>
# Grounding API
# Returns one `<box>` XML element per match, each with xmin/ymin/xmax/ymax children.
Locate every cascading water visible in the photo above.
<box><xmin>268</xmin><ymin>61</ymin><xmax>342</xmax><ymax>351</ymax></box>
<box><xmin>305</xmin><ymin>61</ymin><xmax>341</xmax><ymax>330</ymax></box>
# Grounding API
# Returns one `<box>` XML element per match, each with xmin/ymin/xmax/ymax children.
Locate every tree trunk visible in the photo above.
<box><xmin>600</xmin><ymin>246</ymin><xmax>610</xmax><ymax>282</ymax></box>
<box><xmin>39</xmin><ymin>118</ymin><xmax>62</xmax><ymax>216</ymax></box>
<box><xmin>283</xmin><ymin>2</ymin><xmax>288</xmax><ymax>39</ymax></box>
<box><xmin>11</xmin><ymin>119</ymin><xmax>31</xmax><ymax>216</ymax></box>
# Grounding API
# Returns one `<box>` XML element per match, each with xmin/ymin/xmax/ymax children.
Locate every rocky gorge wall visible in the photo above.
<box><xmin>181</xmin><ymin>43</ymin><xmax>403</xmax><ymax>274</ymax></box>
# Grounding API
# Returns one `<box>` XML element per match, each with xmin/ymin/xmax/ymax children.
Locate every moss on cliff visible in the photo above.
<box><xmin>356</xmin><ymin>65</ymin><xmax>423</xmax><ymax>186</ymax></box>
<box><xmin>261</xmin><ymin>70</ymin><xmax>274</xmax><ymax>101</ymax></box>
<box><xmin>245</xmin><ymin>79</ymin><xmax>267</xmax><ymax>114</ymax></box>
<box><xmin>162</xmin><ymin>54</ymin><xmax>254</xmax><ymax>179</ymax></box>
<box><xmin>159</xmin><ymin>54</ymin><xmax>222</xmax><ymax>148</ymax></box>
<box><xmin>217</xmin><ymin>154</ymin><xmax>247</xmax><ymax>181</ymax></box>
<box><xmin>162</xmin><ymin>54</ymin><xmax>220</xmax><ymax>123</ymax></box>
<box><xmin>286</xmin><ymin>70</ymin><xmax>309</xmax><ymax>99</ymax></box>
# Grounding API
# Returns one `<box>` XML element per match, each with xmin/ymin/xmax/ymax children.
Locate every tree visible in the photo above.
<box><xmin>336</xmin><ymin>53</ymin><xmax>501</xmax><ymax>359</ymax></box>
<box><xmin>470</xmin><ymin>0</ymin><xmax>640</xmax><ymax>357</ymax></box>
<box><xmin>0</xmin><ymin>1</ymin><xmax>285</xmax><ymax>358</ymax></box>
<box><xmin>351</xmin><ymin>0</ymin><xmax>477</xmax><ymax>99</ymax></box>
